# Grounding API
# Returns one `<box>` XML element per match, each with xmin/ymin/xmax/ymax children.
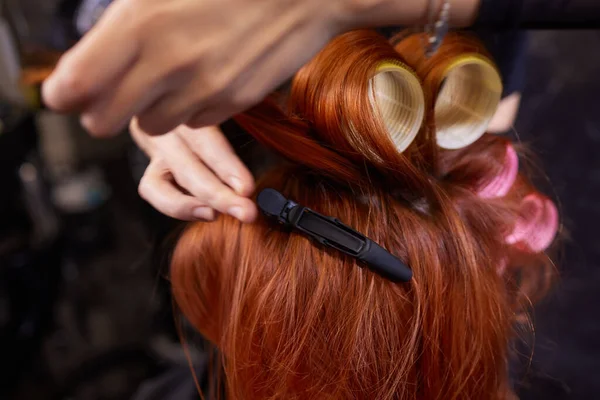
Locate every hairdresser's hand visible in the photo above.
<box><xmin>41</xmin><ymin>0</ymin><xmax>363</xmax><ymax>137</ymax></box>
<box><xmin>130</xmin><ymin>118</ymin><xmax>257</xmax><ymax>222</ymax></box>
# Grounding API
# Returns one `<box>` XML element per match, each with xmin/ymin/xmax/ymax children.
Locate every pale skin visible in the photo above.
<box><xmin>43</xmin><ymin>0</ymin><xmax>494</xmax><ymax>222</ymax></box>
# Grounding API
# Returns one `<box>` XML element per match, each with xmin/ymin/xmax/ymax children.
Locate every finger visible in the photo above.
<box><xmin>138</xmin><ymin>161</ymin><xmax>215</xmax><ymax>221</ymax></box>
<box><xmin>176</xmin><ymin>125</ymin><xmax>255</xmax><ymax>196</ymax></box>
<box><xmin>80</xmin><ymin>62</ymin><xmax>169</xmax><ymax>137</ymax></box>
<box><xmin>136</xmin><ymin>93</ymin><xmax>198</xmax><ymax>135</ymax></box>
<box><xmin>42</xmin><ymin>1</ymin><xmax>139</xmax><ymax>112</ymax></box>
<box><xmin>129</xmin><ymin>117</ymin><xmax>153</xmax><ymax>156</ymax></box>
<box><xmin>166</xmin><ymin>136</ymin><xmax>257</xmax><ymax>222</ymax></box>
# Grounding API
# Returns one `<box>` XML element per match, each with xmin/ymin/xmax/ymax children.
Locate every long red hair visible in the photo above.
<box><xmin>170</xmin><ymin>30</ymin><xmax>556</xmax><ymax>399</ymax></box>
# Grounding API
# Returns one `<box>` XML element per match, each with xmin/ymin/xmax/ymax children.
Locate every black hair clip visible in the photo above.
<box><xmin>256</xmin><ymin>188</ymin><xmax>413</xmax><ymax>283</ymax></box>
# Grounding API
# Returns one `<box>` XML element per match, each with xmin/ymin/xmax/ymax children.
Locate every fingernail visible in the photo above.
<box><xmin>229</xmin><ymin>177</ymin><xmax>244</xmax><ymax>194</ymax></box>
<box><xmin>193</xmin><ymin>207</ymin><xmax>214</xmax><ymax>220</ymax></box>
<box><xmin>228</xmin><ymin>206</ymin><xmax>245</xmax><ymax>221</ymax></box>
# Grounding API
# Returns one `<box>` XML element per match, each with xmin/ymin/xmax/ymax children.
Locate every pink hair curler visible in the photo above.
<box><xmin>505</xmin><ymin>194</ymin><xmax>544</xmax><ymax>246</ymax></box>
<box><xmin>523</xmin><ymin>199</ymin><xmax>559</xmax><ymax>252</ymax></box>
<box><xmin>478</xmin><ymin>144</ymin><xmax>519</xmax><ymax>199</ymax></box>
<box><xmin>505</xmin><ymin>194</ymin><xmax>559</xmax><ymax>253</ymax></box>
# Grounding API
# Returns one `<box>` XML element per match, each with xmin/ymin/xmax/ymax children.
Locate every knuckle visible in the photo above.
<box><xmin>137</xmin><ymin>177</ymin><xmax>151</xmax><ymax>200</ymax></box>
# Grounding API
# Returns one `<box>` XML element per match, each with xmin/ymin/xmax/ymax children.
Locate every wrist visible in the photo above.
<box><xmin>331</xmin><ymin>0</ymin><xmax>427</xmax><ymax>31</ymax></box>
<box><xmin>330</xmin><ymin>0</ymin><xmax>480</xmax><ymax>31</ymax></box>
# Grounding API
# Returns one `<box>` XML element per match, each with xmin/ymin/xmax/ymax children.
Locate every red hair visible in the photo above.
<box><xmin>170</xmin><ymin>30</ymin><xmax>557</xmax><ymax>399</ymax></box>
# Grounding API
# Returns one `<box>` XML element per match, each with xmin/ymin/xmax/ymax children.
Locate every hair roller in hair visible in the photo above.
<box><xmin>392</xmin><ymin>31</ymin><xmax>503</xmax><ymax>150</ymax></box>
<box><xmin>506</xmin><ymin>194</ymin><xmax>544</xmax><ymax>246</ymax></box>
<box><xmin>477</xmin><ymin>144</ymin><xmax>519</xmax><ymax>199</ymax></box>
<box><xmin>291</xmin><ymin>30</ymin><xmax>425</xmax><ymax>162</ymax></box>
<box><xmin>524</xmin><ymin>198</ymin><xmax>559</xmax><ymax>253</ymax></box>
<box><xmin>368</xmin><ymin>61</ymin><xmax>425</xmax><ymax>152</ymax></box>
<box><xmin>506</xmin><ymin>193</ymin><xmax>559</xmax><ymax>252</ymax></box>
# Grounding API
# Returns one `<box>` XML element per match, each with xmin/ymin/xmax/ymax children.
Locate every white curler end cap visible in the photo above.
<box><xmin>369</xmin><ymin>62</ymin><xmax>425</xmax><ymax>153</ymax></box>
<box><xmin>435</xmin><ymin>55</ymin><xmax>503</xmax><ymax>150</ymax></box>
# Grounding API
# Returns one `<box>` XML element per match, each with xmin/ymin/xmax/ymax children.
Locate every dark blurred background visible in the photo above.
<box><xmin>1</xmin><ymin>1</ymin><xmax>600</xmax><ymax>399</ymax></box>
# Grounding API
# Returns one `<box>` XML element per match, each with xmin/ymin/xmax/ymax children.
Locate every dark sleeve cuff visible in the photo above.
<box><xmin>473</xmin><ymin>0</ymin><xmax>523</xmax><ymax>29</ymax></box>
<box><xmin>474</xmin><ymin>0</ymin><xmax>600</xmax><ymax>29</ymax></box>
<box><xmin>476</xmin><ymin>30</ymin><xmax>529</xmax><ymax>97</ymax></box>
